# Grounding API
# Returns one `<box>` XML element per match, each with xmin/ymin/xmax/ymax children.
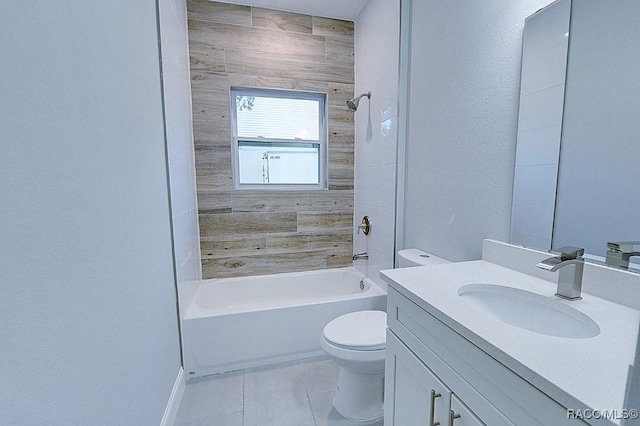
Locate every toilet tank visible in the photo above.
<box><xmin>397</xmin><ymin>249</ymin><xmax>450</xmax><ymax>268</ymax></box>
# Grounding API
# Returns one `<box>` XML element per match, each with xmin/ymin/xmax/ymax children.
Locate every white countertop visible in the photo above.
<box><xmin>381</xmin><ymin>260</ymin><xmax>640</xmax><ymax>426</ymax></box>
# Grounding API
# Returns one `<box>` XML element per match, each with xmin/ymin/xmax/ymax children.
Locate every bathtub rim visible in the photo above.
<box><xmin>183</xmin><ymin>266</ymin><xmax>385</xmax><ymax>320</ymax></box>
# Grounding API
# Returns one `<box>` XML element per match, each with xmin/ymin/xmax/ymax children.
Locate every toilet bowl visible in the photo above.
<box><xmin>321</xmin><ymin>310</ymin><xmax>386</xmax><ymax>422</ymax></box>
<box><xmin>320</xmin><ymin>248</ymin><xmax>451</xmax><ymax>422</ymax></box>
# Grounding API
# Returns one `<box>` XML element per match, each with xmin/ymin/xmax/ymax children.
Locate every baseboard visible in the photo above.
<box><xmin>160</xmin><ymin>367</ymin><xmax>185</xmax><ymax>426</ymax></box>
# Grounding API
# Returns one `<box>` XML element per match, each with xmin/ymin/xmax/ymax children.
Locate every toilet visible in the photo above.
<box><xmin>320</xmin><ymin>249</ymin><xmax>450</xmax><ymax>422</ymax></box>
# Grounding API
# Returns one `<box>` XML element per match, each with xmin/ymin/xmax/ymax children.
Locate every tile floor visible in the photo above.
<box><xmin>174</xmin><ymin>356</ymin><xmax>384</xmax><ymax>426</ymax></box>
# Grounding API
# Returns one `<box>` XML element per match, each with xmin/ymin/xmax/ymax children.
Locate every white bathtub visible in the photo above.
<box><xmin>182</xmin><ymin>267</ymin><xmax>386</xmax><ymax>379</ymax></box>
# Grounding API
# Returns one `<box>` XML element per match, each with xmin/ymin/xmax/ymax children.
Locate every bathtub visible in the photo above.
<box><xmin>182</xmin><ymin>267</ymin><xmax>386</xmax><ymax>379</ymax></box>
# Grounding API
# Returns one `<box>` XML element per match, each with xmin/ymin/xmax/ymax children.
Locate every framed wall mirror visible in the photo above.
<box><xmin>511</xmin><ymin>0</ymin><xmax>640</xmax><ymax>264</ymax></box>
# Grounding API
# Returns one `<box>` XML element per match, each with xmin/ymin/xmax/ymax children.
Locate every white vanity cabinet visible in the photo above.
<box><xmin>385</xmin><ymin>285</ymin><xmax>589</xmax><ymax>426</ymax></box>
<box><xmin>386</xmin><ymin>329</ymin><xmax>451</xmax><ymax>425</ymax></box>
<box><xmin>386</xmin><ymin>331</ymin><xmax>487</xmax><ymax>426</ymax></box>
<box><xmin>450</xmin><ymin>395</ymin><xmax>485</xmax><ymax>426</ymax></box>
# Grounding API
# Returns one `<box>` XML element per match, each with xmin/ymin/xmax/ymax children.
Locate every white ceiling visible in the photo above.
<box><xmin>218</xmin><ymin>0</ymin><xmax>369</xmax><ymax>21</ymax></box>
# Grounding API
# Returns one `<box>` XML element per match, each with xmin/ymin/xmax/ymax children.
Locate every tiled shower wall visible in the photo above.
<box><xmin>160</xmin><ymin>0</ymin><xmax>202</xmax><ymax>284</ymax></box>
<box><xmin>353</xmin><ymin>0</ymin><xmax>400</xmax><ymax>289</ymax></box>
<box><xmin>187</xmin><ymin>0</ymin><xmax>355</xmax><ymax>279</ymax></box>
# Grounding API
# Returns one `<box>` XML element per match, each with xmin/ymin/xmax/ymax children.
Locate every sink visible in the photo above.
<box><xmin>457</xmin><ymin>284</ymin><xmax>600</xmax><ymax>338</ymax></box>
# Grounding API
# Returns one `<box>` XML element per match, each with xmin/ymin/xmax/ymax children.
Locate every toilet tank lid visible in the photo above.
<box><xmin>397</xmin><ymin>248</ymin><xmax>450</xmax><ymax>266</ymax></box>
<box><xmin>323</xmin><ymin>310</ymin><xmax>386</xmax><ymax>351</ymax></box>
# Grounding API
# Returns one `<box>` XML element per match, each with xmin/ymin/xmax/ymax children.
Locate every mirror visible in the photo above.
<box><xmin>511</xmin><ymin>0</ymin><xmax>640</xmax><ymax>262</ymax></box>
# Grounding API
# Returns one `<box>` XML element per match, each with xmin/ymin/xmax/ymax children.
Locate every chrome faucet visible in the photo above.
<box><xmin>605</xmin><ymin>241</ymin><xmax>640</xmax><ymax>269</ymax></box>
<box><xmin>353</xmin><ymin>252</ymin><xmax>369</xmax><ymax>261</ymax></box>
<box><xmin>536</xmin><ymin>246</ymin><xmax>585</xmax><ymax>300</ymax></box>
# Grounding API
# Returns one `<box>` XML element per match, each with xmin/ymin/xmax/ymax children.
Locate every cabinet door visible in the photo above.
<box><xmin>385</xmin><ymin>330</ymin><xmax>451</xmax><ymax>426</ymax></box>
<box><xmin>449</xmin><ymin>394</ymin><xmax>484</xmax><ymax>426</ymax></box>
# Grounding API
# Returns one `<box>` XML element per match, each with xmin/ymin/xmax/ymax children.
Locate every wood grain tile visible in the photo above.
<box><xmin>190</xmin><ymin>72</ymin><xmax>229</xmax><ymax>106</ymax></box>
<box><xmin>201</xmin><ymin>235</ymin><xmax>266</xmax><ymax>259</ymax></box>
<box><xmin>252</xmin><ymin>8</ymin><xmax>313</xmax><ymax>34</ymax></box>
<box><xmin>189</xmin><ymin>43</ymin><xmax>226</xmax><ymax>73</ymax></box>
<box><xmin>312</xmin><ymin>17</ymin><xmax>354</xmax><ymax>38</ymax></box>
<box><xmin>202</xmin><ymin>251</ymin><xmax>327</xmax><ymax>279</ymax></box>
<box><xmin>266</xmin><ymin>231</ymin><xmax>352</xmax><ymax>254</ymax></box>
<box><xmin>232</xmin><ymin>190</ymin><xmax>353</xmax><ymax>212</ymax></box>
<box><xmin>227</xmin><ymin>74</ymin><xmax>328</xmax><ymax>93</ymax></box>
<box><xmin>188</xmin><ymin>3</ymin><xmax>355</xmax><ymax>277</ymax></box>
<box><xmin>327</xmin><ymin>83</ymin><xmax>354</xmax><ymax>107</ymax></box>
<box><xmin>194</xmin><ymin>145</ymin><xmax>231</xmax><ymax>170</ymax></box>
<box><xmin>190</xmin><ymin>72</ymin><xmax>230</xmax><ymax>127</ymax></box>
<box><xmin>199</xmin><ymin>212</ymin><xmax>298</xmax><ymax>236</ymax></box>
<box><xmin>328</xmin><ymin>147</ymin><xmax>354</xmax><ymax>168</ymax></box>
<box><xmin>225</xmin><ymin>50</ymin><xmax>353</xmax><ymax>84</ymax></box>
<box><xmin>188</xmin><ymin>21</ymin><xmax>325</xmax><ymax>59</ymax></box>
<box><xmin>325</xmin><ymin>37</ymin><xmax>354</xmax><ymax>62</ymax></box>
<box><xmin>197</xmin><ymin>190</ymin><xmax>232</xmax><ymax>213</ymax></box>
<box><xmin>190</xmin><ymin>70</ymin><xmax>229</xmax><ymax>91</ymax></box>
<box><xmin>297</xmin><ymin>211</ymin><xmax>353</xmax><ymax>232</ymax></box>
<box><xmin>326</xmin><ymin>249</ymin><xmax>355</xmax><ymax>268</ymax></box>
<box><xmin>329</xmin><ymin>128</ymin><xmax>355</xmax><ymax>147</ymax></box>
<box><xmin>192</xmin><ymin>120</ymin><xmax>230</xmax><ymax>146</ymax></box>
<box><xmin>187</xmin><ymin>0</ymin><xmax>251</xmax><ymax>26</ymax></box>
<box><xmin>196</xmin><ymin>167</ymin><xmax>233</xmax><ymax>191</ymax></box>
<box><xmin>329</xmin><ymin>105</ymin><xmax>354</xmax><ymax>126</ymax></box>
<box><xmin>301</xmin><ymin>190</ymin><xmax>354</xmax><ymax>212</ymax></box>
<box><xmin>328</xmin><ymin>166</ymin><xmax>355</xmax><ymax>190</ymax></box>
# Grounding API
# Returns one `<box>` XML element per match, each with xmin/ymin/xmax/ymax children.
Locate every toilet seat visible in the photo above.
<box><xmin>323</xmin><ymin>310</ymin><xmax>386</xmax><ymax>351</ymax></box>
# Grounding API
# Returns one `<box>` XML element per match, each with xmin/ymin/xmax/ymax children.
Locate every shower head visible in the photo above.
<box><xmin>346</xmin><ymin>91</ymin><xmax>371</xmax><ymax>112</ymax></box>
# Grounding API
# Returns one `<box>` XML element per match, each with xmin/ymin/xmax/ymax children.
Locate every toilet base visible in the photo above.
<box><xmin>333</xmin><ymin>368</ymin><xmax>384</xmax><ymax>422</ymax></box>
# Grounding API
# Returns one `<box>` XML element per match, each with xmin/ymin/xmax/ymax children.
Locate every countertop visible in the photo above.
<box><xmin>381</xmin><ymin>260</ymin><xmax>640</xmax><ymax>426</ymax></box>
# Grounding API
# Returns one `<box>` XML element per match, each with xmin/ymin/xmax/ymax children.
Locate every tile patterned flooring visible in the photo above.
<box><xmin>175</xmin><ymin>356</ymin><xmax>384</xmax><ymax>426</ymax></box>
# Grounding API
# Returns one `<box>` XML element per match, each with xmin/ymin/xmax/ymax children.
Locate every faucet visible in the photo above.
<box><xmin>605</xmin><ymin>241</ymin><xmax>640</xmax><ymax>269</ymax></box>
<box><xmin>353</xmin><ymin>252</ymin><xmax>369</xmax><ymax>261</ymax></box>
<box><xmin>536</xmin><ymin>246</ymin><xmax>585</xmax><ymax>300</ymax></box>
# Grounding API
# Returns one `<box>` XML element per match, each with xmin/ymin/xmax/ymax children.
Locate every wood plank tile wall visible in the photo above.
<box><xmin>187</xmin><ymin>0</ymin><xmax>355</xmax><ymax>278</ymax></box>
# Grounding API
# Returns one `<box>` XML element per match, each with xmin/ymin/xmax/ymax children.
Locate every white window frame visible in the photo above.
<box><xmin>230</xmin><ymin>87</ymin><xmax>328</xmax><ymax>190</ymax></box>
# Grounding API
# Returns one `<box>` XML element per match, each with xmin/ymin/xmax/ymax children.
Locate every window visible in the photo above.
<box><xmin>231</xmin><ymin>88</ymin><xmax>327</xmax><ymax>189</ymax></box>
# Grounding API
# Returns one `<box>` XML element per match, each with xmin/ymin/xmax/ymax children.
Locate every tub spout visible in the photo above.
<box><xmin>353</xmin><ymin>252</ymin><xmax>369</xmax><ymax>261</ymax></box>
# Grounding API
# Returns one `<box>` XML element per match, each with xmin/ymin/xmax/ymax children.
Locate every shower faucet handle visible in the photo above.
<box><xmin>357</xmin><ymin>216</ymin><xmax>372</xmax><ymax>235</ymax></box>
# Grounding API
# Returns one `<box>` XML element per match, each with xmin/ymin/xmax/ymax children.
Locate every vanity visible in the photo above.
<box><xmin>381</xmin><ymin>240</ymin><xmax>640</xmax><ymax>426</ymax></box>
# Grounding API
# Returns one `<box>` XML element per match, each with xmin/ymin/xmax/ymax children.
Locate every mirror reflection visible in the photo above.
<box><xmin>511</xmin><ymin>0</ymin><xmax>640</xmax><ymax>264</ymax></box>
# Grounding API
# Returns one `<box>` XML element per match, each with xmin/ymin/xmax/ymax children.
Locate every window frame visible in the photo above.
<box><xmin>230</xmin><ymin>87</ymin><xmax>328</xmax><ymax>190</ymax></box>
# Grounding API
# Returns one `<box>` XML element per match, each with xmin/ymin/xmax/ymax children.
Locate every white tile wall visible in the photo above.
<box><xmin>511</xmin><ymin>200</ymin><xmax>556</xmax><ymax>238</ymax></box>
<box><xmin>512</xmin><ymin>164</ymin><xmax>559</xmax><ymax>202</ymax></box>
<box><xmin>515</xmin><ymin>125</ymin><xmax>562</xmax><ymax>166</ymax></box>
<box><xmin>355</xmin><ymin>163</ymin><xmax>396</xmax><ymax>209</ymax></box>
<box><xmin>510</xmin><ymin>0</ymin><xmax>570</xmax><ymax>251</ymax></box>
<box><xmin>159</xmin><ymin>0</ymin><xmax>201</xmax><ymax>284</ymax></box>
<box><xmin>517</xmin><ymin>84</ymin><xmax>566</xmax><ymax>131</ymax></box>
<box><xmin>353</xmin><ymin>0</ymin><xmax>400</xmax><ymax>287</ymax></box>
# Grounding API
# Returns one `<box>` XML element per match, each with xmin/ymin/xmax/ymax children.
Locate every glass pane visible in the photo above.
<box><xmin>235</xmin><ymin>95</ymin><xmax>320</xmax><ymax>140</ymax></box>
<box><xmin>238</xmin><ymin>141</ymin><xmax>320</xmax><ymax>185</ymax></box>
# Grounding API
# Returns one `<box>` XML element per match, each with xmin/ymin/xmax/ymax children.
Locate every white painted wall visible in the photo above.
<box><xmin>401</xmin><ymin>0</ymin><xmax>554</xmax><ymax>261</ymax></box>
<box><xmin>0</xmin><ymin>1</ymin><xmax>182</xmax><ymax>424</ymax></box>
<box><xmin>353</xmin><ymin>0</ymin><xmax>400</xmax><ymax>288</ymax></box>
<box><xmin>160</xmin><ymin>0</ymin><xmax>202</xmax><ymax>285</ymax></box>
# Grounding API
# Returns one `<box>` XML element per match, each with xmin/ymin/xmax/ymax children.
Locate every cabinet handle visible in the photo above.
<box><xmin>429</xmin><ymin>389</ymin><xmax>442</xmax><ymax>426</ymax></box>
<box><xmin>448</xmin><ymin>409</ymin><xmax>461</xmax><ymax>426</ymax></box>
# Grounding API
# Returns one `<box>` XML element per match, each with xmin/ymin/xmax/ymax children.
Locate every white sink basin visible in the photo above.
<box><xmin>457</xmin><ymin>284</ymin><xmax>600</xmax><ymax>338</ymax></box>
